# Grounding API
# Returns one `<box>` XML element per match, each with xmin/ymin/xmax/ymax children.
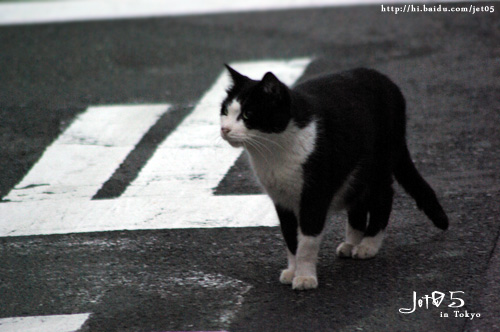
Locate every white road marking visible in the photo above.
<box><xmin>0</xmin><ymin>195</ymin><xmax>277</xmax><ymax>236</ymax></box>
<box><xmin>0</xmin><ymin>313</ymin><xmax>90</xmax><ymax>332</ymax></box>
<box><xmin>0</xmin><ymin>0</ymin><xmax>461</xmax><ymax>26</ymax></box>
<box><xmin>0</xmin><ymin>58</ymin><xmax>310</xmax><ymax>237</ymax></box>
<box><xmin>5</xmin><ymin>104</ymin><xmax>169</xmax><ymax>202</ymax></box>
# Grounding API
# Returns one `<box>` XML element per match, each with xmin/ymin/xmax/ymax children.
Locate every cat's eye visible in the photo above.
<box><xmin>242</xmin><ymin>110</ymin><xmax>249</xmax><ymax>120</ymax></box>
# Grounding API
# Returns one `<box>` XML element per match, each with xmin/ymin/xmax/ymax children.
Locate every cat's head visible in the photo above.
<box><xmin>220</xmin><ymin>64</ymin><xmax>291</xmax><ymax>147</ymax></box>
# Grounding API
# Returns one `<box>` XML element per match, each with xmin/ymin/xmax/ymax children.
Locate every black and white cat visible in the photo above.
<box><xmin>220</xmin><ymin>65</ymin><xmax>448</xmax><ymax>290</ymax></box>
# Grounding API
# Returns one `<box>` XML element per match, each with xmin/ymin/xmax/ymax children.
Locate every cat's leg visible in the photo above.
<box><xmin>275</xmin><ymin>205</ymin><xmax>298</xmax><ymax>285</ymax></box>
<box><xmin>353</xmin><ymin>184</ymin><xmax>393</xmax><ymax>259</ymax></box>
<box><xmin>293</xmin><ymin>231</ymin><xmax>323</xmax><ymax>290</ymax></box>
<box><xmin>280</xmin><ymin>249</ymin><xmax>296</xmax><ymax>284</ymax></box>
<box><xmin>292</xmin><ymin>195</ymin><xmax>329</xmax><ymax>290</ymax></box>
<box><xmin>336</xmin><ymin>204</ymin><xmax>367</xmax><ymax>258</ymax></box>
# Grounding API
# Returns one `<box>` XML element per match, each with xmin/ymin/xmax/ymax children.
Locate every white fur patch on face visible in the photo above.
<box><xmin>220</xmin><ymin>100</ymin><xmax>248</xmax><ymax>147</ymax></box>
<box><xmin>226</xmin><ymin>100</ymin><xmax>241</xmax><ymax>121</ymax></box>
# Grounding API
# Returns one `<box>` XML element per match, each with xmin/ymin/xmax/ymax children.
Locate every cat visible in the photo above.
<box><xmin>219</xmin><ymin>65</ymin><xmax>448</xmax><ymax>290</ymax></box>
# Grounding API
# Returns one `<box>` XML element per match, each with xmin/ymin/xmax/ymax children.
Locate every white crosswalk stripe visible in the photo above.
<box><xmin>5</xmin><ymin>104</ymin><xmax>169</xmax><ymax>202</ymax></box>
<box><xmin>0</xmin><ymin>314</ymin><xmax>90</xmax><ymax>332</ymax></box>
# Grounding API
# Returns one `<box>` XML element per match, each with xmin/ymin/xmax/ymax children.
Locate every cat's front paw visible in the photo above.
<box><xmin>279</xmin><ymin>269</ymin><xmax>295</xmax><ymax>284</ymax></box>
<box><xmin>352</xmin><ymin>243</ymin><xmax>379</xmax><ymax>259</ymax></box>
<box><xmin>292</xmin><ymin>275</ymin><xmax>318</xmax><ymax>290</ymax></box>
<box><xmin>336</xmin><ymin>242</ymin><xmax>354</xmax><ymax>258</ymax></box>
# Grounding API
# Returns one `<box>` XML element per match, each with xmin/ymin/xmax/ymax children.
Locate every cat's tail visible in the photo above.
<box><xmin>393</xmin><ymin>143</ymin><xmax>449</xmax><ymax>230</ymax></box>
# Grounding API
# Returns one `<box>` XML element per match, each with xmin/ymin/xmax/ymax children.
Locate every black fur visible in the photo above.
<box><xmin>275</xmin><ymin>205</ymin><xmax>299</xmax><ymax>254</ymax></box>
<box><xmin>223</xmin><ymin>66</ymin><xmax>448</xmax><ymax>256</ymax></box>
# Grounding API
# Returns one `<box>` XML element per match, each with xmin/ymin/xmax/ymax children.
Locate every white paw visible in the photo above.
<box><xmin>352</xmin><ymin>243</ymin><xmax>379</xmax><ymax>259</ymax></box>
<box><xmin>279</xmin><ymin>269</ymin><xmax>295</xmax><ymax>284</ymax></box>
<box><xmin>336</xmin><ymin>242</ymin><xmax>354</xmax><ymax>258</ymax></box>
<box><xmin>292</xmin><ymin>275</ymin><xmax>318</xmax><ymax>290</ymax></box>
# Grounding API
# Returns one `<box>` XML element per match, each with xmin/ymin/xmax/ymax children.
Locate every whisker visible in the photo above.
<box><xmin>243</xmin><ymin>139</ymin><xmax>270</xmax><ymax>166</ymax></box>
<box><xmin>212</xmin><ymin>135</ymin><xmax>225</xmax><ymax>146</ymax></box>
<box><xmin>247</xmin><ymin>133</ymin><xmax>287</xmax><ymax>152</ymax></box>
<box><xmin>246</xmin><ymin>136</ymin><xmax>274</xmax><ymax>155</ymax></box>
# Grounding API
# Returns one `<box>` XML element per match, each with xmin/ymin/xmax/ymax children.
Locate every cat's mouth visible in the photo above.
<box><xmin>223</xmin><ymin>136</ymin><xmax>244</xmax><ymax>148</ymax></box>
<box><xmin>221</xmin><ymin>131</ymin><xmax>245</xmax><ymax>148</ymax></box>
<box><xmin>227</xmin><ymin>140</ymin><xmax>244</xmax><ymax>148</ymax></box>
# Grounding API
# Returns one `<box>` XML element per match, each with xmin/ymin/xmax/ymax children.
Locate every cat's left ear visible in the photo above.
<box><xmin>225</xmin><ymin>64</ymin><xmax>250</xmax><ymax>87</ymax></box>
<box><xmin>260</xmin><ymin>72</ymin><xmax>283</xmax><ymax>96</ymax></box>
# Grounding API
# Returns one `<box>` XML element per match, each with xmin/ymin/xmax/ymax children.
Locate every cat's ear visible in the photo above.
<box><xmin>225</xmin><ymin>64</ymin><xmax>250</xmax><ymax>87</ymax></box>
<box><xmin>260</xmin><ymin>72</ymin><xmax>283</xmax><ymax>96</ymax></box>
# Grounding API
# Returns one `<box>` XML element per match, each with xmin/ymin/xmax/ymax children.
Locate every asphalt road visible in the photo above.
<box><xmin>1</xmin><ymin>2</ymin><xmax>499</xmax><ymax>332</ymax></box>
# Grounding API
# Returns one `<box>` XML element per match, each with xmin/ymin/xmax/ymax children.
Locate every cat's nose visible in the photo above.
<box><xmin>221</xmin><ymin>127</ymin><xmax>231</xmax><ymax>136</ymax></box>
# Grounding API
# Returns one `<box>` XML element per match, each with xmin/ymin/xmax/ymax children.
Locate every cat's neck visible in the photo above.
<box><xmin>244</xmin><ymin>120</ymin><xmax>317</xmax><ymax>164</ymax></box>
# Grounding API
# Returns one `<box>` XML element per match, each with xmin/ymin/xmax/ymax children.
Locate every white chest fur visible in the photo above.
<box><xmin>245</xmin><ymin>121</ymin><xmax>317</xmax><ymax>214</ymax></box>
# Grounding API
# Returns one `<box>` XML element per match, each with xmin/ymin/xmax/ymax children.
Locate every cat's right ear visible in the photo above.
<box><xmin>225</xmin><ymin>64</ymin><xmax>250</xmax><ymax>87</ymax></box>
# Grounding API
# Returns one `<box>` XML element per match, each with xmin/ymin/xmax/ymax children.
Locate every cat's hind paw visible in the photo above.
<box><xmin>352</xmin><ymin>243</ymin><xmax>379</xmax><ymax>259</ymax></box>
<box><xmin>292</xmin><ymin>275</ymin><xmax>318</xmax><ymax>290</ymax></box>
<box><xmin>279</xmin><ymin>269</ymin><xmax>295</xmax><ymax>284</ymax></box>
<box><xmin>336</xmin><ymin>242</ymin><xmax>354</xmax><ymax>258</ymax></box>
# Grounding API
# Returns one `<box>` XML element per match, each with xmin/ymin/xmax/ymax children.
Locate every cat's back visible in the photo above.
<box><xmin>291</xmin><ymin>68</ymin><xmax>406</xmax><ymax>135</ymax></box>
<box><xmin>293</xmin><ymin>68</ymin><xmax>400</xmax><ymax>102</ymax></box>
<box><xmin>289</xmin><ymin>68</ymin><xmax>407</xmax><ymax>168</ymax></box>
